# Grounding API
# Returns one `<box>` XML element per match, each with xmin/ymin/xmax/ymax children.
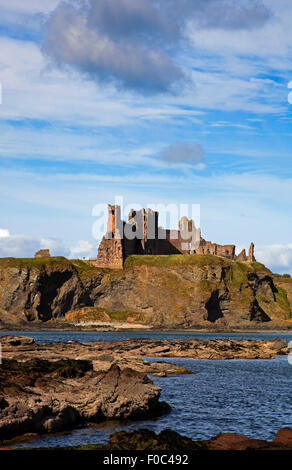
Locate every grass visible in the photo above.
<box><xmin>66</xmin><ymin>306</ymin><xmax>145</xmax><ymax>323</ymax></box>
<box><xmin>0</xmin><ymin>256</ymin><xmax>72</xmax><ymax>270</ymax></box>
<box><xmin>230</xmin><ymin>262</ymin><xmax>250</xmax><ymax>287</ymax></box>
<box><xmin>109</xmin><ymin>310</ymin><xmax>139</xmax><ymax>321</ymax></box>
<box><xmin>0</xmin><ymin>257</ymin><xmax>114</xmax><ymax>279</ymax></box>
<box><xmin>124</xmin><ymin>253</ymin><xmax>232</xmax><ymax>269</ymax></box>
<box><xmin>124</xmin><ymin>254</ymin><xmax>271</xmax><ymax>272</ymax></box>
<box><xmin>250</xmin><ymin>262</ymin><xmax>271</xmax><ymax>273</ymax></box>
<box><xmin>0</xmin><ymin>255</ymin><xmax>272</xmax><ymax>277</ymax></box>
<box><xmin>71</xmin><ymin>259</ymin><xmax>108</xmax><ymax>277</ymax></box>
<box><xmin>198</xmin><ymin>279</ymin><xmax>219</xmax><ymax>294</ymax></box>
<box><xmin>275</xmin><ymin>287</ymin><xmax>291</xmax><ymax>320</ymax></box>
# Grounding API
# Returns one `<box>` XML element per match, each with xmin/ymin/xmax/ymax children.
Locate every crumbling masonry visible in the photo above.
<box><xmin>96</xmin><ymin>204</ymin><xmax>256</xmax><ymax>269</ymax></box>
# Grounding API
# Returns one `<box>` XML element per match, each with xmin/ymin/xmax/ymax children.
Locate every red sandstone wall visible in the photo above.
<box><xmin>96</xmin><ymin>204</ymin><xmax>239</xmax><ymax>267</ymax></box>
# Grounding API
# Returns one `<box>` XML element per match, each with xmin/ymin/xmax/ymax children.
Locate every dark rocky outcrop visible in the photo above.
<box><xmin>67</xmin><ymin>427</ymin><xmax>292</xmax><ymax>451</ymax></box>
<box><xmin>0</xmin><ymin>358</ymin><xmax>170</xmax><ymax>442</ymax></box>
<box><xmin>0</xmin><ymin>255</ymin><xmax>291</xmax><ymax>328</ymax></box>
<box><xmin>107</xmin><ymin>428</ymin><xmax>204</xmax><ymax>451</ymax></box>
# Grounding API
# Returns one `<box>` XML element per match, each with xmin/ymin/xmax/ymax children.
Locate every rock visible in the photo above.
<box><xmin>0</xmin><ymin>335</ymin><xmax>35</xmax><ymax>346</ymax></box>
<box><xmin>236</xmin><ymin>249</ymin><xmax>247</xmax><ymax>262</ymax></box>
<box><xmin>70</xmin><ymin>427</ymin><xmax>292</xmax><ymax>451</ymax></box>
<box><xmin>0</xmin><ymin>255</ymin><xmax>290</xmax><ymax>329</ymax></box>
<box><xmin>205</xmin><ymin>428</ymin><xmax>292</xmax><ymax>450</ymax></box>
<box><xmin>96</xmin><ymin>354</ymin><xmax>115</xmax><ymax>362</ymax></box>
<box><xmin>206</xmin><ymin>432</ymin><xmax>268</xmax><ymax>450</ymax></box>
<box><xmin>273</xmin><ymin>427</ymin><xmax>292</xmax><ymax>447</ymax></box>
<box><xmin>248</xmin><ymin>242</ymin><xmax>256</xmax><ymax>262</ymax></box>
<box><xmin>269</xmin><ymin>338</ymin><xmax>288</xmax><ymax>351</ymax></box>
<box><xmin>99</xmin><ymin>427</ymin><xmax>292</xmax><ymax>451</ymax></box>
<box><xmin>152</xmin><ymin>372</ymin><xmax>167</xmax><ymax>377</ymax></box>
<box><xmin>34</xmin><ymin>249</ymin><xmax>51</xmax><ymax>259</ymax></box>
<box><xmin>2</xmin><ymin>336</ymin><xmax>288</xmax><ymax>363</ymax></box>
<box><xmin>0</xmin><ymin>359</ymin><xmax>170</xmax><ymax>442</ymax></box>
<box><xmin>0</xmin><ymin>258</ymin><xmax>94</xmax><ymax>322</ymax></box>
<box><xmin>92</xmin><ymin>357</ymin><xmax>190</xmax><ymax>375</ymax></box>
<box><xmin>107</xmin><ymin>428</ymin><xmax>203</xmax><ymax>451</ymax></box>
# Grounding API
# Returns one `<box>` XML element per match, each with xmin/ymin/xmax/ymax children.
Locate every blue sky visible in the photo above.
<box><xmin>0</xmin><ymin>0</ymin><xmax>292</xmax><ymax>273</ymax></box>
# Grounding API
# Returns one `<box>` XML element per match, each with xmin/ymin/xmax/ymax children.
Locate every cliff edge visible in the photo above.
<box><xmin>0</xmin><ymin>255</ymin><xmax>291</xmax><ymax>329</ymax></box>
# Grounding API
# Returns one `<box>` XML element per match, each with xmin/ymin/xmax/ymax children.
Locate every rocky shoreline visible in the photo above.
<box><xmin>65</xmin><ymin>426</ymin><xmax>292</xmax><ymax>451</ymax></box>
<box><xmin>0</xmin><ymin>334</ymin><xmax>290</xmax><ymax>446</ymax></box>
<box><xmin>2</xmin><ymin>322</ymin><xmax>292</xmax><ymax>332</ymax></box>
<box><xmin>4</xmin><ymin>427</ymin><xmax>292</xmax><ymax>451</ymax></box>
<box><xmin>0</xmin><ymin>357</ymin><xmax>170</xmax><ymax>443</ymax></box>
<box><xmin>1</xmin><ymin>335</ymin><xmax>289</xmax><ymax>363</ymax></box>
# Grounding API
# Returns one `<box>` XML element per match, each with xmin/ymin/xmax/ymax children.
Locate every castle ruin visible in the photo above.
<box><xmin>95</xmin><ymin>204</ymin><xmax>256</xmax><ymax>269</ymax></box>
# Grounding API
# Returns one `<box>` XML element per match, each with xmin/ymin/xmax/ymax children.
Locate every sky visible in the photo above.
<box><xmin>0</xmin><ymin>0</ymin><xmax>292</xmax><ymax>274</ymax></box>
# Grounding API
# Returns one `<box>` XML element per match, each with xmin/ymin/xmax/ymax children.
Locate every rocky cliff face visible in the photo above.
<box><xmin>0</xmin><ymin>258</ymin><xmax>98</xmax><ymax>324</ymax></box>
<box><xmin>87</xmin><ymin>255</ymin><xmax>291</xmax><ymax>327</ymax></box>
<box><xmin>0</xmin><ymin>255</ymin><xmax>291</xmax><ymax>328</ymax></box>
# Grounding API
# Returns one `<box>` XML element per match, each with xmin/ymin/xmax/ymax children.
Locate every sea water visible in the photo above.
<box><xmin>1</xmin><ymin>331</ymin><xmax>292</xmax><ymax>448</ymax></box>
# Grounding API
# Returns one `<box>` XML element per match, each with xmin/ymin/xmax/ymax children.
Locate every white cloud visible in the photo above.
<box><xmin>0</xmin><ymin>229</ymin><xmax>10</xmax><ymax>238</ymax></box>
<box><xmin>187</xmin><ymin>0</ymin><xmax>292</xmax><ymax>60</ymax></box>
<box><xmin>0</xmin><ymin>228</ymin><xmax>69</xmax><ymax>258</ymax></box>
<box><xmin>0</xmin><ymin>36</ymin><xmax>206</xmax><ymax>131</ymax></box>
<box><xmin>69</xmin><ymin>240</ymin><xmax>96</xmax><ymax>259</ymax></box>
<box><xmin>210</xmin><ymin>121</ymin><xmax>254</xmax><ymax>130</ymax></box>
<box><xmin>256</xmin><ymin>244</ymin><xmax>292</xmax><ymax>274</ymax></box>
<box><xmin>0</xmin><ymin>227</ymin><xmax>96</xmax><ymax>260</ymax></box>
<box><xmin>41</xmin><ymin>0</ymin><xmax>272</xmax><ymax>95</ymax></box>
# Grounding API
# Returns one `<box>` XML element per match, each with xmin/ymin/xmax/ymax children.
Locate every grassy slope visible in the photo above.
<box><xmin>0</xmin><ymin>256</ymin><xmax>72</xmax><ymax>270</ymax></box>
<box><xmin>124</xmin><ymin>254</ymin><xmax>270</xmax><ymax>273</ymax></box>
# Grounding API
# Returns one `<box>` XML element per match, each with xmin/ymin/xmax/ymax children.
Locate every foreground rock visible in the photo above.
<box><xmin>0</xmin><ymin>359</ymin><xmax>170</xmax><ymax>442</ymax></box>
<box><xmin>1</xmin><ymin>336</ymin><xmax>289</xmax><ymax>365</ymax></box>
<box><xmin>206</xmin><ymin>427</ymin><xmax>292</xmax><ymax>450</ymax></box>
<box><xmin>70</xmin><ymin>427</ymin><xmax>292</xmax><ymax>451</ymax></box>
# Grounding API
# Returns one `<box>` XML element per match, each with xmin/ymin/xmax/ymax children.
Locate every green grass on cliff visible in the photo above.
<box><xmin>0</xmin><ymin>257</ymin><xmax>109</xmax><ymax>277</ymax></box>
<box><xmin>66</xmin><ymin>306</ymin><xmax>145</xmax><ymax>323</ymax></box>
<box><xmin>124</xmin><ymin>254</ymin><xmax>271</xmax><ymax>273</ymax></box>
<box><xmin>275</xmin><ymin>287</ymin><xmax>291</xmax><ymax>319</ymax></box>
<box><xmin>71</xmin><ymin>259</ymin><xmax>110</xmax><ymax>277</ymax></box>
<box><xmin>0</xmin><ymin>256</ymin><xmax>73</xmax><ymax>270</ymax></box>
<box><xmin>124</xmin><ymin>254</ymin><xmax>231</xmax><ymax>268</ymax></box>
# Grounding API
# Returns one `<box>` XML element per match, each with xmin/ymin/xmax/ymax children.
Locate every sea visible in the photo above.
<box><xmin>1</xmin><ymin>330</ymin><xmax>292</xmax><ymax>449</ymax></box>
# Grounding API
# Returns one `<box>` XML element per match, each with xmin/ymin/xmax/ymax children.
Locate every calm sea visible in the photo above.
<box><xmin>1</xmin><ymin>330</ymin><xmax>292</xmax><ymax>448</ymax></box>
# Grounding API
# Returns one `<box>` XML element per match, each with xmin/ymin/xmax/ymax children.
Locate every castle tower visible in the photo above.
<box><xmin>106</xmin><ymin>204</ymin><xmax>122</xmax><ymax>239</ymax></box>
<box><xmin>248</xmin><ymin>242</ymin><xmax>256</xmax><ymax>262</ymax></box>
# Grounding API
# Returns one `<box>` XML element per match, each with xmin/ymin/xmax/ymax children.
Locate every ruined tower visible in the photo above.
<box><xmin>95</xmin><ymin>203</ymin><xmax>255</xmax><ymax>268</ymax></box>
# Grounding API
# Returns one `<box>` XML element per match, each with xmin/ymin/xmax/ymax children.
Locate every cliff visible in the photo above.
<box><xmin>0</xmin><ymin>255</ymin><xmax>291</xmax><ymax>328</ymax></box>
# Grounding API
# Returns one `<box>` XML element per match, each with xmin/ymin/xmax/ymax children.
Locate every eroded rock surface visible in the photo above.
<box><xmin>68</xmin><ymin>427</ymin><xmax>292</xmax><ymax>451</ymax></box>
<box><xmin>0</xmin><ymin>358</ymin><xmax>170</xmax><ymax>442</ymax></box>
<box><xmin>0</xmin><ymin>255</ymin><xmax>290</xmax><ymax>328</ymax></box>
<box><xmin>1</xmin><ymin>335</ymin><xmax>288</xmax><ymax>364</ymax></box>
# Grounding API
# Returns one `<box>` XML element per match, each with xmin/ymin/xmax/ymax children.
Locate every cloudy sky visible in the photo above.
<box><xmin>0</xmin><ymin>0</ymin><xmax>291</xmax><ymax>273</ymax></box>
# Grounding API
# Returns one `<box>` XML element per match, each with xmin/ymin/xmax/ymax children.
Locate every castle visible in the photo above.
<box><xmin>95</xmin><ymin>204</ymin><xmax>256</xmax><ymax>269</ymax></box>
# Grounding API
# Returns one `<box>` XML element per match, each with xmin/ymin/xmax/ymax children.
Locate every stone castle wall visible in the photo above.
<box><xmin>96</xmin><ymin>204</ymin><xmax>255</xmax><ymax>268</ymax></box>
